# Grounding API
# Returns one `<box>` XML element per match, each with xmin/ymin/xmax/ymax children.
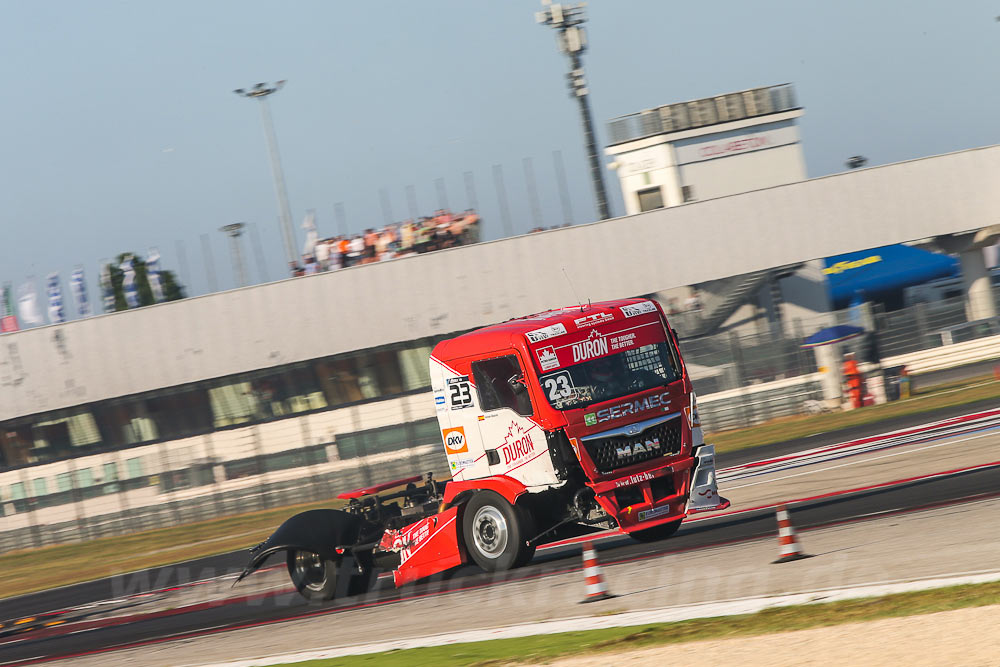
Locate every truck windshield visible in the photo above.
<box><xmin>538</xmin><ymin>342</ymin><xmax>680</xmax><ymax>410</ymax></box>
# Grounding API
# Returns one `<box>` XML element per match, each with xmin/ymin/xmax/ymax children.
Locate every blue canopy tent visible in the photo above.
<box><xmin>823</xmin><ymin>244</ymin><xmax>958</xmax><ymax>309</ymax></box>
<box><xmin>802</xmin><ymin>324</ymin><xmax>865</xmax><ymax>348</ymax></box>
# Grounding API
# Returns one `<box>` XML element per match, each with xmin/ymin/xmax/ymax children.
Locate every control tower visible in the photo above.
<box><xmin>605</xmin><ymin>84</ymin><xmax>804</xmax><ymax>214</ymax></box>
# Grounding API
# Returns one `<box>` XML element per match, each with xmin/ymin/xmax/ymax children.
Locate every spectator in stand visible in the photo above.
<box><xmin>376</xmin><ymin>226</ymin><xmax>393</xmax><ymax>261</ymax></box>
<box><xmin>315</xmin><ymin>237</ymin><xmax>331</xmax><ymax>271</ymax></box>
<box><xmin>327</xmin><ymin>238</ymin><xmax>343</xmax><ymax>271</ymax></box>
<box><xmin>287</xmin><ymin>208</ymin><xmax>485</xmax><ymax>276</ymax></box>
<box><xmin>362</xmin><ymin>228</ymin><xmax>378</xmax><ymax>264</ymax></box>
<box><xmin>338</xmin><ymin>236</ymin><xmax>351</xmax><ymax>268</ymax></box>
<box><xmin>400</xmin><ymin>220</ymin><xmax>415</xmax><ymax>254</ymax></box>
<box><xmin>347</xmin><ymin>234</ymin><xmax>364</xmax><ymax>266</ymax></box>
<box><xmin>460</xmin><ymin>209</ymin><xmax>481</xmax><ymax>244</ymax></box>
<box><xmin>416</xmin><ymin>219</ymin><xmax>433</xmax><ymax>253</ymax></box>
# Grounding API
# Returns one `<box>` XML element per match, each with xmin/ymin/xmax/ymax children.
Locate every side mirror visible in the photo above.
<box><xmin>508</xmin><ymin>374</ymin><xmax>527</xmax><ymax>395</ymax></box>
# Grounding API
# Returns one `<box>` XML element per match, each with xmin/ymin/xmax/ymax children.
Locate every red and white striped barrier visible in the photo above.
<box><xmin>579</xmin><ymin>541</ymin><xmax>614</xmax><ymax>603</ymax></box>
<box><xmin>773</xmin><ymin>504</ymin><xmax>811</xmax><ymax>563</ymax></box>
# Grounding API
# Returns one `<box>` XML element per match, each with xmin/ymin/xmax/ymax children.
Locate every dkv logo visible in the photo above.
<box><xmin>442</xmin><ymin>426</ymin><xmax>468</xmax><ymax>454</ymax></box>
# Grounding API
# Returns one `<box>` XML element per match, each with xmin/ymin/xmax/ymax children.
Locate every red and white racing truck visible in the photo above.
<box><xmin>237</xmin><ymin>298</ymin><xmax>728</xmax><ymax>600</ymax></box>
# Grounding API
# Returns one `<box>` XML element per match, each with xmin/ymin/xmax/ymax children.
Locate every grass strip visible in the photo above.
<box><xmin>1</xmin><ymin>376</ymin><xmax>996</xmax><ymax>602</ymax></box>
<box><xmin>0</xmin><ymin>497</ymin><xmax>346</xmax><ymax>600</ymax></box>
<box><xmin>708</xmin><ymin>375</ymin><xmax>1000</xmax><ymax>453</ymax></box>
<box><xmin>288</xmin><ymin>580</ymin><xmax>1000</xmax><ymax>666</ymax></box>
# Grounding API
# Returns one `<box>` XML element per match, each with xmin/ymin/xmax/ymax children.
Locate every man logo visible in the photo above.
<box><xmin>443</xmin><ymin>426</ymin><xmax>468</xmax><ymax>454</ymax></box>
<box><xmin>615</xmin><ymin>437</ymin><xmax>661</xmax><ymax>460</ymax></box>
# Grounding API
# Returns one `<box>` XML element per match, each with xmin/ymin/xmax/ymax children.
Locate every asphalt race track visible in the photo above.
<box><xmin>1</xmin><ymin>405</ymin><xmax>999</xmax><ymax>665</ymax></box>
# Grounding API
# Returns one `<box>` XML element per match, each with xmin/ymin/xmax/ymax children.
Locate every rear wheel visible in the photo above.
<box><xmin>286</xmin><ymin>550</ymin><xmax>371</xmax><ymax>602</ymax></box>
<box><xmin>462</xmin><ymin>491</ymin><xmax>535</xmax><ymax>571</ymax></box>
<box><xmin>629</xmin><ymin>519</ymin><xmax>682</xmax><ymax>543</ymax></box>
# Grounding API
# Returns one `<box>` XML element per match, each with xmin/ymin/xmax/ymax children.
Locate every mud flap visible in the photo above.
<box><xmin>234</xmin><ymin>509</ymin><xmax>376</xmax><ymax>585</ymax></box>
<box><xmin>685</xmin><ymin>445</ymin><xmax>731</xmax><ymax>515</ymax></box>
<box><xmin>388</xmin><ymin>506</ymin><xmax>464</xmax><ymax>587</ymax></box>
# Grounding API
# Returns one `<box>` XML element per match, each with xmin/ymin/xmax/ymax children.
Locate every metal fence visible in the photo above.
<box><xmin>0</xmin><ymin>444</ymin><xmax>447</xmax><ymax>553</ymax></box>
<box><xmin>682</xmin><ymin>284</ymin><xmax>1000</xmax><ymax>431</ymax></box>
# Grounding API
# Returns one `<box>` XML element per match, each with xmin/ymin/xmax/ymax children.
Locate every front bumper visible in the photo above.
<box><xmin>589</xmin><ymin>444</ymin><xmax>729</xmax><ymax>532</ymax></box>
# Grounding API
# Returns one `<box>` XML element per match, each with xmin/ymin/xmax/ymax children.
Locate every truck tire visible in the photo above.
<box><xmin>462</xmin><ymin>491</ymin><xmax>535</xmax><ymax>572</ymax></box>
<box><xmin>286</xmin><ymin>550</ymin><xmax>371</xmax><ymax>602</ymax></box>
<box><xmin>629</xmin><ymin>519</ymin><xmax>682</xmax><ymax>543</ymax></box>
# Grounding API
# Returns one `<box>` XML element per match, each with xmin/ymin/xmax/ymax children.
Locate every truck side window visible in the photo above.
<box><xmin>471</xmin><ymin>355</ymin><xmax>533</xmax><ymax>416</ymax></box>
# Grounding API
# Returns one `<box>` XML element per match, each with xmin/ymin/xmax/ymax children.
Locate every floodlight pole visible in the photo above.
<box><xmin>537</xmin><ymin>2</ymin><xmax>611</xmax><ymax>221</ymax></box>
<box><xmin>220</xmin><ymin>223</ymin><xmax>249</xmax><ymax>288</ymax></box>
<box><xmin>233</xmin><ymin>81</ymin><xmax>297</xmax><ymax>266</ymax></box>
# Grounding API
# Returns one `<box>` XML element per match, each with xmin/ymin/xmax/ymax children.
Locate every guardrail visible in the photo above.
<box><xmin>879</xmin><ymin>333</ymin><xmax>1000</xmax><ymax>375</ymax></box>
<box><xmin>700</xmin><ymin>334</ymin><xmax>1000</xmax><ymax>432</ymax></box>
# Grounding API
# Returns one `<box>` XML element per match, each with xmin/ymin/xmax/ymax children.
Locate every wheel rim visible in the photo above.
<box><xmin>472</xmin><ymin>505</ymin><xmax>508</xmax><ymax>559</ymax></box>
<box><xmin>293</xmin><ymin>551</ymin><xmax>328</xmax><ymax>591</ymax></box>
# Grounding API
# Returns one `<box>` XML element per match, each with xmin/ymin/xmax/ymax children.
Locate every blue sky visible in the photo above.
<box><xmin>2</xmin><ymin>0</ymin><xmax>999</xmax><ymax>307</ymax></box>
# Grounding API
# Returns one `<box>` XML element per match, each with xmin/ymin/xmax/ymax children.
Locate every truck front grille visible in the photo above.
<box><xmin>584</xmin><ymin>417</ymin><xmax>682</xmax><ymax>474</ymax></box>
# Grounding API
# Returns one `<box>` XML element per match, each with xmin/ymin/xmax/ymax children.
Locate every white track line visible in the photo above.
<box><xmin>724</xmin><ymin>430</ymin><xmax>998</xmax><ymax>491</ymax></box>
<box><xmin>189</xmin><ymin>570</ymin><xmax>1000</xmax><ymax>667</ymax></box>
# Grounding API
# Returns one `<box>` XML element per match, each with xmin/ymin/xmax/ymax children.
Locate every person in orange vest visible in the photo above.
<box><xmin>843</xmin><ymin>352</ymin><xmax>864</xmax><ymax>409</ymax></box>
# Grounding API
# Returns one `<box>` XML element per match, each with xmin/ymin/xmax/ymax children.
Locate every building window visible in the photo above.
<box><xmin>100</xmin><ymin>400</ymin><xmax>159</xmax><ymax>447</ymax></box>
<box><xmin>56</xmin><ymin>472</ymin><xmax>73</xmax><ymax>493</ymax></box>
<box><xmin>0</xmin><ymin>427</ymin><xmax>35</xmax><ymax>467</ymax></box>
<box><xmin>637</xmin><ymin>187</ymin><xmax>664</xmax><ymax>212</ymax></box>
<box><xmin>471</xmin><ymin>355</ymin><xmax>533</xmax><ymax>416</ymax></box>
<box><xmin>31</xmin><ymin>411</ymin><xmax>102</xmax><ymax>459</ymax></box>
<box><xmin>207</xmin><ymin>364</ymin><xmax>327</xmax><ymax>428</ymax></box>
<box><xmin>125</xmin><ymin>457</ymin><xmax>144</xmax><ymax>479</ymax></box>
<box><xmin>144</xmin><ymin>387</ymin><xmax>213</xmax><ymax>440</ymax></box>
<box><xmin>316</xmin><ymin>357</ymin><xmax>368</xmax><ymax>405</ymax></box>
<box><xmin>76</xmin><ymin>468</ymin><xmax>94</xmax><ymax>487</ymax></box>
<box><xmin>9</xmin><ymin>482</ymin><xmax>25</xmax><ymax>501</ymax></box>
<box><xmin>682</xmin><ymin>185</ymin><xmax>696</xmax><ymax>203</ymax></box>
<box><xmin>32</xmin><ymin>478</ymin><xmax>47</xmax><ymax>497</ymax></box>
<box><xmin>398</xmin><ymin>343</ymin><xmax>433</xmax><ymax>391</ymax></box>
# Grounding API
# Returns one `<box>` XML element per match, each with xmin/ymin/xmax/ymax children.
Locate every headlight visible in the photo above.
<box><xmin>684</xmin><ymin>392</ymin><xmax>701</xmax><ymax>428</ymax></box>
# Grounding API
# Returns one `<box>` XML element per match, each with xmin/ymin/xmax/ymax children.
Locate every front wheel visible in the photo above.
<box><xmin>462</xmin><ymin>491</ymin><xmax>535</xmax><ymax>572</ymax></box>
<box><xmin>286</xmin><ymin>550</ymin><xmax>371</xmax><ymax>602</ymax></box>
<box><xmin>629</xmin><ymin>519</ymin><xmax>682</xmax><ymax>543</ymax></box>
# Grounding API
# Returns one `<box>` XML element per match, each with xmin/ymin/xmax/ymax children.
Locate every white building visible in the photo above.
<box><xmin>605</xmin><ymin>83</ymin><xmax>805</xmax><ymax>213</ymax></box>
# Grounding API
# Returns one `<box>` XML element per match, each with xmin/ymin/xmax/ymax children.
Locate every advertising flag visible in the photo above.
<box><xmin>146</xmin><ymin>248</ymin><xmax>164</xmax><ymax>303</ymax></box>
<box><xmin>17</xmin><ymin>281</ymin><xmax>43</xmax><ymax>326</ymax></box>
<box><xmin>70</xmin><ymin>267</ymin><xmax>91</xmax><ymax>317</ymax></box>
<box><xmin>99</xmin><ymin>261</ymin><xmax>115</xmax><ymax>313</ymax></box>
<box><xmin>46</xmin><ymin>273</ymin><xmax>65</xmax><ymax>324</ymax></box>
<box><xmin>120</xmin><ymin>255</ymin><xmax>139</xmax><ymax>309</ymax></box>
<box><xmin>1</xmin><ymin>283</ymin><xmax>19</xmax><ymax>332</ymax></box>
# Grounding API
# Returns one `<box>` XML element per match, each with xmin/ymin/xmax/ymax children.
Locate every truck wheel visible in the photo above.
<box><xmin>462</xmin><ymin>491</ymin><xmax>535</xmax><ymax>572</ymax></box>
<box><xmin>629</xmin><ymin>519</ymin><xmax>682</xmax><ymax>543</ymax></box>
<box><xmin>287</xmin><ymin>549</ymin><xmax>339</xmax><ymax>601</ymax></box>
<box><xmin>286</xmin><ymin>549</ymin><xmax>372</xmax><ymax>602</ymax></box>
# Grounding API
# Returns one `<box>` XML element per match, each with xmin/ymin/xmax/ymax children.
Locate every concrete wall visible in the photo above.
<box><xmin>5</xmin><ymin>144</ymin><xmax>1000</xmax><ymax>421</ymax></box>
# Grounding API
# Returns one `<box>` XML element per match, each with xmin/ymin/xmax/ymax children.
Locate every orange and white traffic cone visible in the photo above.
<box><xmin>772</xmin><ymin>504</ymin><xmax>812</xmax><ymax>564</ymax></box>
<box><xmin>579</xmin><ymin>541</ymin><xmax>614</xmax><ymax>603</ymax></box>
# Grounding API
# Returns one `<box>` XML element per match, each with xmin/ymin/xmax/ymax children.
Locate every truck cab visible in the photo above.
<box><xmin>430</xmin><ymin>298</ymin><xmax>728</xmax><ymax>554</ymax></box>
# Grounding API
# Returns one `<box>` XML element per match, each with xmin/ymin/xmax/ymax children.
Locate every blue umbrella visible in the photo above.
<box><xmin>802</xmin><ymin>324</ymin><xmax>865</xmax><ymax>348</ymax></box>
